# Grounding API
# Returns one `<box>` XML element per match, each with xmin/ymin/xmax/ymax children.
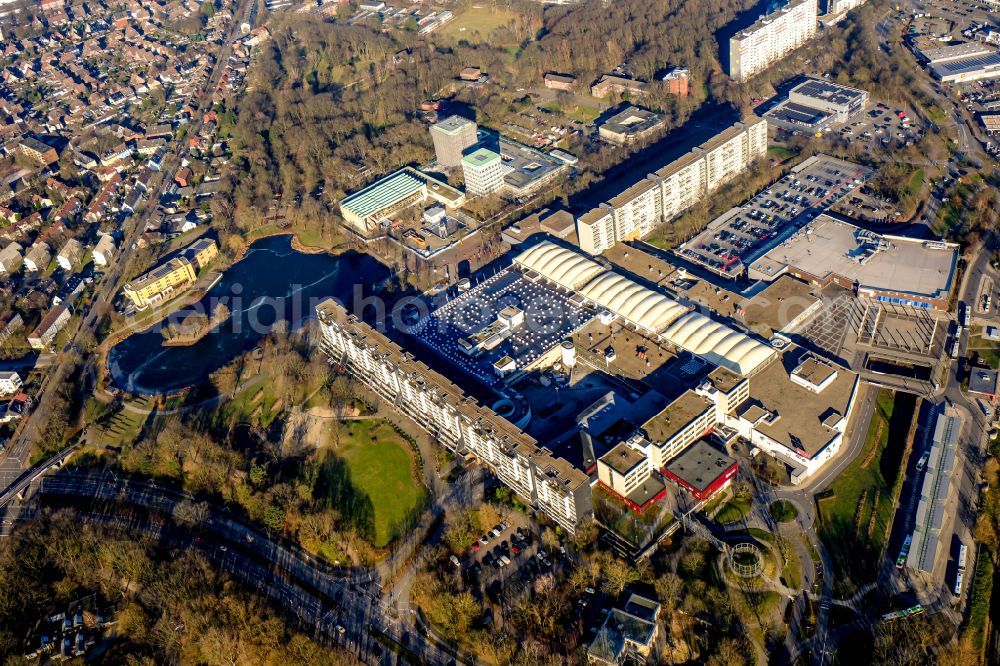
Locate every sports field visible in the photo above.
<box><xmin>437</xmin><ymin>6</ymin><xmax>519</xmax><ymax>45</ymax></box>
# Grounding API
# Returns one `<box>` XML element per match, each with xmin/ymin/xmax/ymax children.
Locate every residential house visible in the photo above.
<box><xmin>0</xmin><ymin>242</ymin><xmax>22</xmax><ymax>273</ymax></box>
<box><xmin>56</xmin><ymin>237</ymin><xmax>82</xmax><ymax>270</ymax></box>
<box><xmin>92</xmin><ymin>234</ymin><xmax>115</xmax><ymax>267</ymax></box>
<box><xmin>0</xmin><ymin>371</ymin><xmax>22</xmax><ymax>395</ymax></box>
<box><xmin>23</xmin><ymin>242</ymin><xmax>50</xmax><ymax>272</ymax></box>
<box><xmin>27</xmin><ymin>304</ymin><xmax>70</xmax><ymax>349</ymax></box>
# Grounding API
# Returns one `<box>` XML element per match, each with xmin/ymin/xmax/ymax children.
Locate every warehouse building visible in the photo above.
<box><xmin>748</xmin><ymin>215</ymin><xmax>958</xmax><ymax>310</ymax></box>
<box><xmin>339</xmin><ymin>167</ymin><xmax>466</xmax><ymax>232</ymax></box>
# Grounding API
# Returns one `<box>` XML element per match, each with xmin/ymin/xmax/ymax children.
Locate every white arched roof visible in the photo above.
<box><xmin>580</xmin><ymin>273</ymin><xmax>687</xmax><ymax>334</ymax></box>
<box><xmin>513</xmin><ymin>241</ymin><xmax>604</xmax><ymax>290</ymax></box>
<box><xmin>663</xmin><ymin>312</ymin><xmax>775</xmax><ymax>376</ymax></box>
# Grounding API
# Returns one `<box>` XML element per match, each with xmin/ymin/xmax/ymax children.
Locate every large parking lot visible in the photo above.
<box><xmin>676</xmin><ymin>155</ymin><xmax>874</xmax><ymax>279</ymax></box>
<box><xmin>456</xmin><ymin>515</ymin><xmax>571</xmax><ymax>613</ymax></box>
<box><xmin>838</xmin><ymin>102</ymin><xmax>923</xmax><ymax>150</ymax></box>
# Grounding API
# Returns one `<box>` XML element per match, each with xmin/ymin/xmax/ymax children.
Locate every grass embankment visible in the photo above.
<box><xmin>89</xmin><ymin>396</ymin><xmax>153</xmax><ymax>447</ymax></box>
<box><xmin>334</xmin><ymin>420</ymin><xmax>428</xmax><ymax>549</ymax></box>
<box><xmin>815</xmin><ymin>389</ymin><xmax>915</xmax><ymax>591</ymax></box>
<box><xmin>715</xmin><ymin>496</ymin><xmax>751</xmax><ymax>525</ymax></box>
<box><xmin>967</xmin><ymin>550</ymin><xmax>994</xmax><ymax>653</ymax></box>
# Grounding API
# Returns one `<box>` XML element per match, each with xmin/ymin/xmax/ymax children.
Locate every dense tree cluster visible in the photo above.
<box><xmin>0</xmin><ymin>511</ymin><xmax>355</xmax><ymax>665</ymax></box>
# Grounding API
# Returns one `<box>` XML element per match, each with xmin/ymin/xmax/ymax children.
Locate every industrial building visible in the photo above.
<box><xmin>317</xmin><ymin>299</ymin><xmax>593</xmax><ymax>533</ymax></box>
<box><xmin>430</xmin><ymin>115</ymin><xmax>478</xmax><ymax>167</ymax></box>
<box><xmin>576</xmin><ymin>117</ymin><xmax>768</xmax><ymax>255</ymax></box>
<box><xmin>728</xmin><ymin>0</ymin><xmax>819</xmax><ymax>82</ymax></box>
<box><xmin>598</xmin><ymin>107</ymin><xmax>664</xmax><ymax>145</ymax></box>
<box><xmin>338</xmin><ymin>167</ymin><xmax>466</xmax><ymax>232</ymax></box>
<box><xmin>748</xmin><ymin>215</ymin><xmax>958</xmax><ymax>310</ymax></box>
<box><xmin>763</xmin><ymin>78</ymin><xmax>869</xmax><ymax>133</ymax></box>
<box><xmin>915</xmin><ymin>41</ymin><xmax>1000</xmax><ymax>83</ymax></box>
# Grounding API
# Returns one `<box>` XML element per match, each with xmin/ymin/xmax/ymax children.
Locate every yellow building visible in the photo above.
<box><xmin>123</xmin><ymin>239</ymin><xmax>218</xmax><ymax>309</ymax></box>
<box><xmin>184</xmin><ymin>237</ymin><xmax>219</xmax><ymax>270</ymax></box>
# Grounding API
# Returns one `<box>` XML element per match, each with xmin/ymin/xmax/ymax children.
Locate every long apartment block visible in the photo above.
<box><xmin>728</xmin><ymin>0</ymin><xmax>818</xmax><ymax>82</ymax></box>
<box><xmin>576</xmin><ymin>117</ymin><xmax>767</xmax><ymax>255</ymax></box>
<box><xmin>316</xmin><ymin>299</ymin><xmax>592</xmax><ymax>533</ymax></box>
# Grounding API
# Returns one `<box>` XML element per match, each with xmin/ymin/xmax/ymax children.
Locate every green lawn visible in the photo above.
<box><xmin>715</xmin><ymin>496</ymin><xmax>751</xmax><ymax>524</ymax></box>
<box><xmin>767</xmin><ymin>145</ymin><xmax>798</xmax><ymax>161</ymax></box>
<box><xmin>94</xmin><ymin>398</ymin><xmax>152</xmax><ymax>447</ymax></box>
<box><xmin>437</xmin><ymin>6</ymin><xmax>520</xmax><ymax>45</ymax></box>
<box><xmin>338</xmin><ymin>420</ymin><xmax>428</xmax><ymax>548</ymax></box>
<box><xmin>816</xmin><ymin>389</ymin><xmax>914</xmax><ymax>589</ymax></box>
<box><xmin>906</xmin><ymin>169</ymin><xmax>924</xmax><ymax>199</ymax></box>
<box><xmin>769</xmin><ymin>500</ymin><xmax>799</xmax><ymax>523</ymax></box>
<box><xmin>968</xmin><ymin>332</ymin><xmax>1000</xmax><ymax>368</ymax></box>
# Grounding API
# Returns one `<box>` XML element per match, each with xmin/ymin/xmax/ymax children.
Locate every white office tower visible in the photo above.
<box><xmin>430</xmin><ymin>115</ymin><xmax>478</xmax><ymax>167</ymax></box>
<box><xmin>462</xmin><ymin>146</ymin><xmax>505</xmax><ymax>196</ymax></box>
<box><xmin>728</xmin><ymin>0</ymin><xmax>819</xmax><ymax>82</ymax></box>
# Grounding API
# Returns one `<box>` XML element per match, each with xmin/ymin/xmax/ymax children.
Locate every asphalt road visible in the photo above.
<box><xmin>33</xmin><ymin>471</ymin><xmax>465</xmax><ymax>666</ymax></box>
<box><xmin>0</xmin><ymin>0</ymin><xmax>254</xmax><ymax>495</ymax></box>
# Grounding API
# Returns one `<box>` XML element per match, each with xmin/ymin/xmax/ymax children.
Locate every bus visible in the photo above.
<box><xmin>954</xmin><ymin>569</ymin><xmax>965</xmax><ymax>597</ymax></box>
<box><xmin>916</xmin><ymin>451</ymin><xmax>930</xmax><ymax>471</ymax></box>
<box><xmin>958</xmin><ymin>542</ymin><xmax>968</xmax><ymax>571</ymax></box>
<box><xmin>961</xmin><ymin>302</ymin><xmax>972</xmax><ymax>328</ymax></box>
<box><xmin>950</xmin><ymin>337</ymin><xmax>961</xmax><ymax>359</ymax></box>
<box><xmin>896</xmin><ymin>534</ymin><xmax>913</xmax><ymax>569</ymax></box>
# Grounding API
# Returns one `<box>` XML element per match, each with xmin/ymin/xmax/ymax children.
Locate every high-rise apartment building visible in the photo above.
<box><xmin>728</xmin><ymin>0</ymin><xmax>818</xmax><ymax>82</ymax></box>
<box><xmin>430</xmin><ymin>115</ymin><xmax>478</xmax><ymax>167</ymax></box>
<box><xmin>316</xmin><ymin>300</ymin><xmax>592</xmax><ymax>533</ymax></box>
<box><xmin>461</xmin><ymin>145</ymin><xmax>505</xmax><ymax>196</ymax></box>
<box><xmin>576</xmin><ymin>117</ymin><xmax>767</xmax><ymax>255</ymax></box>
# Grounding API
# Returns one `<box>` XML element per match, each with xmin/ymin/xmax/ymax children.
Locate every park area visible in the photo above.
<box><xmin>815</xmin><ymin>389</ymin><xmax>916</xmax><ymax>593</ymax></box>
<box><xmin>332</xmin><ymin>419</ymin><xmax>429</xmax><ymax>548</ymax></box>
<box><xmin>437</xmin><ymin>5</ymin><xmax>521</xmax><ymax>46</ymax></box>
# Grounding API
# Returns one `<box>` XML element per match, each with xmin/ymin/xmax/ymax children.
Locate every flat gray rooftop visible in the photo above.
<box><xmin>791</xmin><ymin>79</ymin><xmax>867</xmax><ymax>107</ymax></box>
<box><xmin>750</xmin><ymin>215</ymin><xmax>957</xmax><ymax>300</ymax></box>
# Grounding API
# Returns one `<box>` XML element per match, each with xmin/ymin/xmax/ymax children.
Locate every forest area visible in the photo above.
<box><xmin>0</xmin><ymin>511</ymin><xmax>357</xmax><ymax>665</ymax></box>
<box><xmin>211</xmin><ymin>0</ymin><xmax>765</xmax><ymax>245</ymax></box>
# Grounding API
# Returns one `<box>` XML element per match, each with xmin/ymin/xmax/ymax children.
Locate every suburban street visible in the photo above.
<box><xmin>0</xmin><ymin>0</ymin><xmax>255</xmax><ymax>492</ymax></box>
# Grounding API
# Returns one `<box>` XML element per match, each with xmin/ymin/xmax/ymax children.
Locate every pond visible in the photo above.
<box><xmin>107</xmin><ymin>234</ymin><xmax>390</xmax><ymax>395</ymax></box>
